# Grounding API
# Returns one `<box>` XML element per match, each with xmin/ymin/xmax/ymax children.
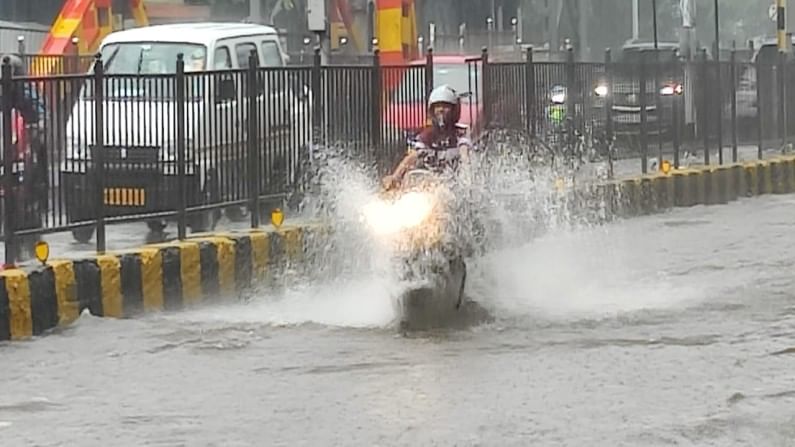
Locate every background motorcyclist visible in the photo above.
<box><xmin>0</xmin><ymin>55</ymin><xmax>41</xmax><ymax>124</ymax></box>
<box><xmin>382</xmin><ymin>84</ymin><xmax>472</xmax><ymax>189</ymax></box>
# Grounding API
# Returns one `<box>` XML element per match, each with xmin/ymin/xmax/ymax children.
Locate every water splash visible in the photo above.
<box><xmin>191</xmin><ymin>136</ymin><xmax>618</xmax><ymax>329</ymax></box>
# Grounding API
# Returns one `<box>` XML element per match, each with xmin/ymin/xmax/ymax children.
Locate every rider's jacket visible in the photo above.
<box><xmin>412</xmin><ymin>124</ymin><xmax>472</xmax><ymax>173</ymax></box>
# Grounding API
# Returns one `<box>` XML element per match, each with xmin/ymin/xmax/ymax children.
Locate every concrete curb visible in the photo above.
<box><xmin>3</xmin><ymin>155</ymin><xmax>795</xmax><ymax>342</ymax></box>
<box><xmin>583</xmin><ymin>154</ymin><xmax>795</xmax><ymax>219</ymax></box>
<box><xmin>0</xmin><ymin>223</ymin><xmax>330</xmax><ymax>341</ymax></box>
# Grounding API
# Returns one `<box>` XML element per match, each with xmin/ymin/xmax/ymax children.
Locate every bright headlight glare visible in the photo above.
<box><xmin>660</xmin><ymin>84</ymin><xmax>683</xmax><ymax>96</ymax></box>
<box><xmin>594</xmin><ymin>84</ymin><xmax>608</xmax><ymax>97</ymax></box>
<box><xmin>551</xmin><ymin>93</ymin><xmax>566</xmax><ymax>104</ymax></box>
<box><xmin>362</xmin><ymin>191</ymin><xmax>435</xmax><ymax>236</ymax></box>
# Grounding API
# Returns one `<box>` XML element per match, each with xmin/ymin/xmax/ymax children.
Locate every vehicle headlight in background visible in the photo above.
<box><xmin>594</xmin><ymin>84</ymin><xmax>609</xmax><ymax>97</ymax></box>
<box><xmin>660</xmin><ymin>83</ymin><xmax>683</xmax><ymax>96</ymax></box>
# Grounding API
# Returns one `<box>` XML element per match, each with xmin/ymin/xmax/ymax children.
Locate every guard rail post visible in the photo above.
<box><xmin>700</xmin><ymin>48</ymin><xmax>710</xmax><ymax>166</ymax></box>
<box><xmin>311</xmin><ymin>47</ymin><xmax>322</xmax><ymax>145</ymax></box>
<box><xmin>93</xmin><ymin>53</ymin><xmax>107</xmax><ymax>254</ymax></box>
<box><xmin>730</xmin><ymin>42</ymin><xmax>738</xmax><ymax>163</ymax></box>
<box><xmin>481</xmin><ymin>47</ymin><xmax>490</xmax><ymax>129</ymax></box>
<box><xmin>175</xmin><ymin>54</ymin><xmax>187</xmax><ymax>240</ymax></box>
<box><xmin>640</xmin><ymin>51</ymin><xmax>649</xmax><ymax>174</ymax></box>
<box><xmin>371</xmin><ymin>49</ymin><xmax>382</xmax><ymax>151</ymax></box>
<box><xmin>425</xmin><ymin>47</ymin><xmax>434</xmax><ymax>104</ymax></box>
<box><xmin>526</xmin><ymin>46</ymin><xmax>535</xmax><ymax>137</ymax></box>
<box><xmin>756</xmin><ymin>51</ymin><xmax>764</xmax><ymax>159</ymax></box>
<box><xmin>1</xmin><ymin>58</ymin><xmax>15</xmax><ymax>265</ymax></box>
<box><xmin>247</xmin><ymin>50</ymin><xmax>261</xmax><ymax>229</ymax></box>
<box><xmin>672</xmin><ymin>48</ymin><xmax>682</xmax><ymax>169</ymax></box>
<box><xmin>566</xmin><ymin>47</ymin><xmax>575</xmax><ymax>154</ymax></box>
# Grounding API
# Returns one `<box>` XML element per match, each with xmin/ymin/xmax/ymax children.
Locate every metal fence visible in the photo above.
<box><xmin>486</xmin><ymin>47</ymin><xmax>795</xmax><ymax>169</ymax></box>
<box><xmin>1</xmin><ymin>45</ymin><xmax>794</xmax><ymax>264</ymax></box>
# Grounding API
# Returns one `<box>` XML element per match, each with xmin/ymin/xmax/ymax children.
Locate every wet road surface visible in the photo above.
<box><xmin>2</xmin><ymin>193</ymin><xmax>794</xmax><ymax>446</ymax></box>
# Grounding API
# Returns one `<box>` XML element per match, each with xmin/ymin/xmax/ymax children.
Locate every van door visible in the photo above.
<box><xmin>258</xmin><ymin>37</ymin><xmax>304</xmax><ymax>189</ymax></box>
<box><xmin>208</xmin><ymin>43</ymin><xmax>236</xmax><ymax>156</ymax></box>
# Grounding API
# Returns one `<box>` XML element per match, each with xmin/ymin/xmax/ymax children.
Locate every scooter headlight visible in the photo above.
<box><xmin>362</xmin><ymin>191</ymin><xmax>435</xmax><ymax>236</ymax></box>
<box><xmin>594</xmin><ymin>84</ymin><xmax>609</xmax><ymax>97</ymax></box>
<box><xmin>550</xmin><ymin>92</ymin><xmax>566</xmax><ymax>104</ymax></box>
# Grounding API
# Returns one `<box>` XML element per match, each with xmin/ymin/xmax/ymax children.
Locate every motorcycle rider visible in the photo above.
<box><xmin>1</xmin><ymin>55</ymin><xmax>41</xmax><ymax>124</ymax></box>
<box><xmin>382</xmin><ymin>84</ymin><xmax>473</xmax><ymax>190</ymax></box>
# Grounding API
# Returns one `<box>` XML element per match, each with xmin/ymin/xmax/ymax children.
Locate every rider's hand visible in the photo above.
<box><xmin>382</xmin><ymin>175</ymin><xmax>397</xmax><ymax>190</ymax></box>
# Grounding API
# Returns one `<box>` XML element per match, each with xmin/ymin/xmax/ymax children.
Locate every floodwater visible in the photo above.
<box><xmin>2</xmin><ymin>194</ymin><xmax>795</xmax><ymax>446</ymax></box>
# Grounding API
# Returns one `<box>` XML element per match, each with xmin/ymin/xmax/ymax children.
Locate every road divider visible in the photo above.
<box><xmin>0</xmin><ymin>224</ymin><xmax>329</xmax><ymax>341</ymax></box>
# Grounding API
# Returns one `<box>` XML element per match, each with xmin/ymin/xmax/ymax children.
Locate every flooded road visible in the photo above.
<box><xmin>2</xmin><ymin>194</ymin><xmax>795</xmax><ymax>446</ymax></box>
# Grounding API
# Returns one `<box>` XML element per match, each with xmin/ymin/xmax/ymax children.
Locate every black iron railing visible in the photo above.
<box><xmin>1</xmin><ymin>45</ymin><xmax>793</xmax><ymax>263</ymax></box>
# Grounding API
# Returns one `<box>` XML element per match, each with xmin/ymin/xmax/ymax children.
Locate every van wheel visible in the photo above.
<box><xmin>224</xmin><ymin>205</ymin><xmax>249</xmax><ymax>222</ymax></box>
<box><xmin>146</xmin><ymin>219</ymin><xmax>167</xmax><ymax>233</ymax></box>
<box><xmin>189</xmin><ymin>170</ymin><xmax>220</xmax><ymax>234</ymax></box>
<box><xmin>72</xmin><ymin>227</ymin><xmax>95</xmax><ymax>244</ymax></box>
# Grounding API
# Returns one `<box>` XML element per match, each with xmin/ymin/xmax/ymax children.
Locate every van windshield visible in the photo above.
<box><xmin>617</xmin><ymin>48</ymin><xmax>679</xmax><ymax>64</ymax></box>
<box><xmin>101</xmin><ymin>42</ymin><xmax>208</xmax><ymax>74</ymax></box>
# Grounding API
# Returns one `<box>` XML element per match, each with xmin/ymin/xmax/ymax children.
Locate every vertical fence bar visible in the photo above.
<box><xmin>175</xmin><ymin>54</ymin><xmax>187</xmax><ymax>240</ymax></box>
<box><xmin>730</xmin><ymin>42</ymin><xmax>738</xmax><ymax>162</ymax></box>
<box><xmin>715</xmin><ymin>49</ymin><xmax>724</xmax><ymax>165</ymax></box>
<box><xmin>565</xmin><ymin>47</ymin><xmax>575</xmax><ymax>144</ymax></box>
<box><xmin>673</xmin><ymin>49</ymin><xmax>681</xmax><ymax>169</ymax></box>
<box><xmin>1</xmin><ymin>59</ymin><xmax>15</xmax><ymax>265</ymax></box>
<box><xmin>701</xmin><ymin>48</ymin><xmax>710</xmax><ymax>165</ymax></box>
<box><xmin>604</xmin><ymin>49</ymin><xmax>613</xmax><ymax>148</ymax></box>
<box><xmin>247</xmin><ymin>50</ymin><xmax>261</xmax><ymax>229</ymax></box>
<box><xmin>756</xmin><ymin>55</ymin><xmax>764</xmax><ymax>159</ymax></box>
<box><xmin>640</xmin><ymin>51</ymin><xmax>648</xmax><ymax>174</ymax></box>
<box><xmin>780</xmin><ymin>51</ymin><xmax>788</xmax><ymax>150</ymax></box>
<box><xmin>654</xmin><ymin>48</ymin><xmax>663</xmax><ymax>164</ymax></box>
<box><xmin>93</xmin><ymin>54</ymin><xmax>106</xmax><ymax>254</ymax></box>
<box><xmin>481</xmin><ymin>47</ymin><xmax>490</xmax><ymax>129</ymax></box>
<box><xmin>371</xmin><ymin>49</ymin><xmax>382</xmax><ymax>149</ymax></box>
<box><xmin>526</xmin><ymin>46</ymin><xmax>536</xmax><ymax>138</ymax></box>
<box><xmin>311</xmin><ymin>47</ymin><xmax>322</xmax><ymax>145</ymax></box>
<box><xmin>425</xmin><ymin>47</ymin><xmax>434</xmax><ymax>103</ymax></box>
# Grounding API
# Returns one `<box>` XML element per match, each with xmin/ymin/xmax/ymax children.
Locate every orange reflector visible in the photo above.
<box><xmin>271</xmin><ymin>208</ymin><xmax>284</xmax><ymax>228</ymax></box>
<box><xmin>661</xmin><ymin>160</ymin><xmax>672</xmax><ymax>174</ymax></box>
<box><xmin>34</xmin><ymin>241</ymin><xmax>49</xmax><ymax>265</ymax></box>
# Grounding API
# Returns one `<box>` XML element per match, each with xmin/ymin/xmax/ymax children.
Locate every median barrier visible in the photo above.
<box><xmin>606</xmin><ymin>155</ymin><xmax>795</xmax><ymax>218</ymax></box>
<box><xmin>4</xmin><ymin>155</ymin><xmax>795</xmax><ymax>342</ymax></box>
<box><xmin>0</xmin><ymin>224</ymin><xmax>328</xmax><ymax>341</ymax></box>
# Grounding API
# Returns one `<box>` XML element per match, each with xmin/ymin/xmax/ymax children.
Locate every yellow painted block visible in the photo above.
<box><xmin>2</xmin><ymin>270</ymin><xmax>32</xmax><ymax>340</ymax></box>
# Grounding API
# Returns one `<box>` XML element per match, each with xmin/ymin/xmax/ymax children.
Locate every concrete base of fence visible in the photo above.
<box><xmin>0</xmin><ymin>224</ymin><xmax>329</xmax><ymax>341</ymax></box>
<box><xmin>3</xmin><ymin>155</ymin><xmax>795</xmax><ymax>342</ymax></box>
<box><xmin>598</xmin><ymin>155</ymin><xmax>795</xmax><ymax>220</ymax></box>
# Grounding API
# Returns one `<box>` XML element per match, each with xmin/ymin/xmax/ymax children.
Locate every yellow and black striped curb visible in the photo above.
<box><xmin>0</xmin><ymin>224</ymin><xmax>330</xmax><ymax>341</ymax></box>
<box><xmin>576</xmin><ymin>154</ymin><xmax>795</xmax><ymax>218</ymax></box>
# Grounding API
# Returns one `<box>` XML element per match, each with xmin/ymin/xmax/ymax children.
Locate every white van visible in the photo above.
<box><xmin>60</xmin><ymin>22</ymin><xmax>311</xmax><ymax>243</ymax></box>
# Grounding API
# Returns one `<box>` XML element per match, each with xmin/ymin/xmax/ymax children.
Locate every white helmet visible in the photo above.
<box><xmin>427</xmin><ymin>84</ymin><xmax>461</xmax><ymax>128</ymax></box>
<box><xmin>428</xmin><ymin>84</ymin><xmax>458</xmax><ymax>106</ymax></box>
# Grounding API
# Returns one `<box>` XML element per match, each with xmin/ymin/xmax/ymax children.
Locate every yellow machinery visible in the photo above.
<box><xmin>331</xmin><ymin>0</ymin><xmax>418</xmax><ymax>65</ymax></box>
<box><xmin>34</xmin><ymin>0</ymin><xmax>148</xmax><ymax>76</ymax></box>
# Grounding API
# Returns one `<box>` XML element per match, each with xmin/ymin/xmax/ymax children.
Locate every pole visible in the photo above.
<box><xmin>777</xmin><ymin>0</ymin><xmax>787</xmax><ymax>52</ymax></box>
<box><xmin>93</xmin><ymin>54</ymin><xmax>106</xmax><ymax>254</ymax></box>
<box><xmin>652</xmin><ymin>0</ymin><xmax>659</xmax><ymax>49</ymax></box>
<box><xmin>176</xmin><ymin>54</ymin><xmax>187</xmax><ymax>240</ymax></box>
<box><xmin>632</xmin><ymin>0</ymin><xmax>639</xmax><ymax>41</ymax></box>
<box><xmin>653</xmin><ymin>0</ymin><xmax>662</xmax><ymax>167</ymax></box>
<box><xmin>1</xmin><ymin>59</ymin><xmax>15</xmax><ymax>265</ymax></box>
<box><xmin>714</xmin><ymin>0</ymin><xmax>723</xmax><ymax>164</ymax></box>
